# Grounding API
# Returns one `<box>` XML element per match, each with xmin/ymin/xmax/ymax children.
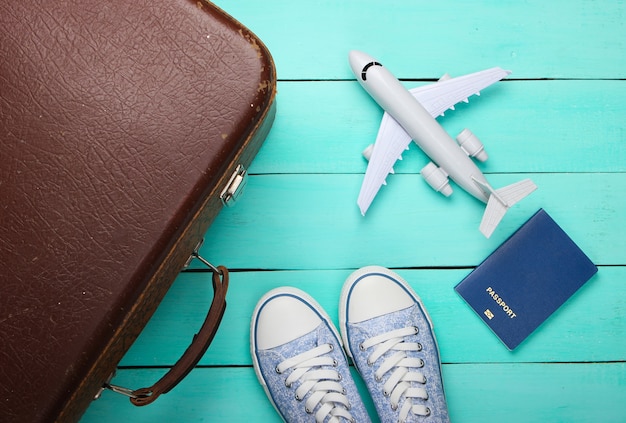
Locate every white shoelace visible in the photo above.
<box><xmin>276</xmin><ymin>343</ymin><xmax>355</xmax><ymax>423</ymax></box>
<box><xmin>360</xmin><ymin>326</ymin><xmax>431</xmax><ymax>422</ymax></box>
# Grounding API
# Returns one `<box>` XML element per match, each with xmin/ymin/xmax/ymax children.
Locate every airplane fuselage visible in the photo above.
<box><xmin>352</xmin><ymin>55</ymin><xmax>491</xmax><ymax>203</ymax></box>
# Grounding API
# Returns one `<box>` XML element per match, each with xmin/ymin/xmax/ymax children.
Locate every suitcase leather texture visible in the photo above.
<box><xmin>0</xmin><ymin>1</ymin><xmax>276</xmax><ymax>422</ymax></box>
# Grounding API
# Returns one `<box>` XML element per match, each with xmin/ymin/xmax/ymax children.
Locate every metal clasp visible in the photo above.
<box><xmin>95</xmin><ymin>372</ymin><xmax>138</xmax><ymax>400</ymax></box>
<box><xmin>220</xmin><ymin>164</ymin><xmax>247</xmax><ymax>207</ymax></box>
<box><xmin>183</xmin><ymin>239</ymin><xmax>222</xmax><ymax>275</ymax></box>
<box><xmin>103</xmin><ymin>383</ymin><xmax>138</xmax><ymax>399</ymax></box>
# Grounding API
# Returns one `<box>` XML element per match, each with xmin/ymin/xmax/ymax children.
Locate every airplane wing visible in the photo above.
<box><xmin>409</xmin><ymin>67</ymin><xmax>511</xmax><ymax>118</ymax></box>
<box><xmin>357</xmin><ymin>112</ymin><xmax>411</xmax><ymax>215</ymax></box>
<box><xmin>357</xmin><ymin>67</ymin><xmax>511</xmax><ymax>215</ymax></box>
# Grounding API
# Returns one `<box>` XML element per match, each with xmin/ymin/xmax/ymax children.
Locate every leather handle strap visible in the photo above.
<box><xmin>129</xmin><ymin>265</ymin><xmax>229</xmax><ymax>406</ymax></box>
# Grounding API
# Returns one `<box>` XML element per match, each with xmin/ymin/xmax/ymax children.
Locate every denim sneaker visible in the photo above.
<box><xmin>251</xmin><ymin>287</ymin><xmax>372</xmax><ymax>423</ymax></box>
<box><xmin>339</xmin><ymin>266</ymin><xmax>450</xmax><ymax>423</ymax></box>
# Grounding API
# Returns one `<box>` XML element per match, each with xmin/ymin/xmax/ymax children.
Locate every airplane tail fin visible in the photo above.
<box><xmin>478</xmin><ymin>179</ymin><xmax>537</xmax><ymax>238</ymax></box>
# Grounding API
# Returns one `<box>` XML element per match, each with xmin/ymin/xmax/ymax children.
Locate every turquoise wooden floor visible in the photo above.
<box><xmin>82</xmin><ymin>1</ymin><xmax>626</xmax><ymax>422</ymax></box>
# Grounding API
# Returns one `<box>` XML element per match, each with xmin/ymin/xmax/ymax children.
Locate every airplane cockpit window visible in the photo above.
<box><xmin>361</xmin><ymin>62</ymin><xmax>382</xmax><ymax>80</ymax></box>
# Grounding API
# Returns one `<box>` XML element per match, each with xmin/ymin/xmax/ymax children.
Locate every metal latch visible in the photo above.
<box><xmin>220</xmin><ymin>164</ymin><xmax>247</xmax><ymax>207</ymax></box>
<box><xmin>182</xmin><ymin>238</ymin><xmax>222</xmax><ymax>275</ymax></box>
<box><xmin>95</xmin><ymin>371</ymin><xmax>137</xmax><ymax>400</ymax></box>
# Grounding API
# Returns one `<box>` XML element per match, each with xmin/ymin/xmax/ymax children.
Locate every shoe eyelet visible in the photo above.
<box><xmin>275</xmin><ymin>366</ymin><xmax>282</xmax><ymax>374</ymax></box>
<box><xmin>413</xmin><ymin>326</ymin><xmax>419</xmax><ymax>334</ymax></box>
<box><xmin>305</xmin><ymin>407</ymin><xmax>312</xmax><ymax>414</ymax></box>
<box><xmin>337</xmin><ymin>373</ymin><xmax>343</xmax><ymax>381</ymax></box>
<box><xmin>285</xmin><ymin>381</ymin><xmax>292</xmax><ymax>388</ymax></box>
<box><xmin>425</xmin><ymin>407</ymin><xmax>431</xmax><ymax>416</ymax></box>
<box><xmin>295</xmin><ymin>394</ymin><xmax>301</xmax><ymax>401</ymax></box>
<box><xmin>383</xmin><ymin>389</ymin><xmax>389</xmax><ymax>397</ymax></box>
<box><xmin>417</xmin><ymin>342</ymin><xmax>423</xmax><ymax>351</ymax></box>
<box><xmin>359</xmin><ymin>343</ymin><xmax>365</xmax><ymax>351</ymax></box>
<box><xmin>375</xmin><ymin>374</ymin><xmax>382</xmax><ymax>382</ymax></box>
<box><xmin>333</xmin><ymin>359</ymin><xmax>338</xmax><ymax>367</ymax></box>
<box><xmin>328</xmin><ymin>343</ymin><xmax>334</xmax><ymax>351</ymax></box>
<box><xmin>391</xmin><ymin>403</ymin><xmax>398</xmax><ymax>411</ymax></box>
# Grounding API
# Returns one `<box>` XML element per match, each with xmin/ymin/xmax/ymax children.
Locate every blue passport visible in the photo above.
<box><xmin>455</xmin><ymin>209</ymin><xmax>598</xmax><ymax>350</ymax></box>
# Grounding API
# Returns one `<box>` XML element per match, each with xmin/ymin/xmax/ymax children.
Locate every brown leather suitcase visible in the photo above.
<box><xmin>0</xmin><ymin>1</ymin><xmax>276</xmax><ymax>422</ymax></box>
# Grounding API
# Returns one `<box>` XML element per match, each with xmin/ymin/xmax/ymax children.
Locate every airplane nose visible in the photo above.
<box><xmin>348</xmin><ymin>50</ymin><xmax>376</xmax><ymax>79</ymax></box>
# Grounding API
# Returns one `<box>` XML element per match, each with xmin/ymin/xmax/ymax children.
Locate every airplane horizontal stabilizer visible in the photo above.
<box><xmin>479</xmin><ymin>179</ymin><xmax>537</xmax><ymax>238</ymax></box>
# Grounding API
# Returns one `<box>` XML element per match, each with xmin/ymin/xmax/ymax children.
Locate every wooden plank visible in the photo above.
<box><xmin>194</xmin><ymin>173</ymin><xmax>626</xmax><ymax>269</ymax></box>
<box><xmin>82</xmin><ymin>363</ymin><xmax>626</xmax><ymax>423</ymax></box>
<box><xmin>444</xmin><ymin>362</ymin><xmax>626</xmax><ymax>423</ymax></box>
<box><xmin>213</xmin><ymin>0</ymin><xmax>626</xmax><ymax>79</ymax></box>
<box><xmin>119</xmin><ymin>267</ymin><xmax>625</xmax><ymax>367</ymax></box>
<box><xmin>249</xmin><ymin>80</ymin><xmax>626</xmax><ymax>174</ymax></box>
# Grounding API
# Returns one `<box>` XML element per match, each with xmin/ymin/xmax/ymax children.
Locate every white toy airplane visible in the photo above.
<box><xmin>350</xmin><ymin>50</ymin><xmax>536</xmax><ymax>238</ymax></box>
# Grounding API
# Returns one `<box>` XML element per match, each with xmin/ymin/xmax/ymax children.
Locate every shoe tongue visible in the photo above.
<box><xmin>357</xmin><ymin>304</ymin><xmax>416</xmax><ymax>336</ymax></box>
<box><xmin>273</xmin><ymin>322</ymin><xmax>327</xmax><ymax>354</ymax></box>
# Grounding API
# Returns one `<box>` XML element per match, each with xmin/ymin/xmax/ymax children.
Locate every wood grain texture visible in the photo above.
<box><xmin>249</xmin><ymin>80</ymin><xmax>626</xmax><ymax>174</ymax></box>
<box><xmin>117</xmin><ymin>267</ymin><xmax>625</xmax><ymax>367</ymax></box>
<box><xmin>84</xmin><ymin>363</ymin><xmax>626</xmax><ymax>423</ymax></box>
<box><xmin>209</xmin><ymin>0</ymin><xmax>626</xmax><ymax>80</ymax></box>
<box><xmin>80</xmin><ymin>0</ymin><xmax>625</xmax><ymax>421</ymax></box>
<box><xmin>196</xmin><ymin>173</ymin><xmax>625</xmax><ymax>268</ymax></box>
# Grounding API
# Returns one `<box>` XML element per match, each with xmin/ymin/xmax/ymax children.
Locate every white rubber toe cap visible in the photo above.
<box><xmin>342</xmin><ymin>266</ymin><xmax>417</xmax><ymax>324</ymax></box>
<box><xmin>253</xmin><ymin>287</ymin><xmax>323</xmax><ymax>350</ymax></box>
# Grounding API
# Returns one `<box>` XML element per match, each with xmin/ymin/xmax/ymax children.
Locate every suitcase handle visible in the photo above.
<box><xmin>128</xmin><ymin>264</ymin><xmax>230</xmax><ymax>406</ymax></box>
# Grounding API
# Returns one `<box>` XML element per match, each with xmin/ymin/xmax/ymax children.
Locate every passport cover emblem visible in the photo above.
<box><xmin>455</xmin><ymin>209</ymin><xmax>598</xmax><ymax>350</ymax></box>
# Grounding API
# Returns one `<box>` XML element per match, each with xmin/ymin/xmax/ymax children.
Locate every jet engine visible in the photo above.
<box><xmin>438</xmin><ymin>73</ymin><xmax>452</xmax><ymax>82</ymax></box>
<box><xmin>362</xmin><ymin>144</ymin><xmax>374</xmax><ymax>161</ymax></box>
<box><xmin>420</xmin><ymin>162</ymin><xmax>453</xmax><ymax>196</ymax></box>
<box><xmin>456</xmin><ymin>129</ymin><xmax>488</xmax><ymax>162</ymax></box>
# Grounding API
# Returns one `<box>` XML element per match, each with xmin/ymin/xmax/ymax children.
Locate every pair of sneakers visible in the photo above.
<box><xmin>250</xmin><ymin>266</ymin><xmax>450</xmax><ymax>422</ymax></box>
